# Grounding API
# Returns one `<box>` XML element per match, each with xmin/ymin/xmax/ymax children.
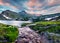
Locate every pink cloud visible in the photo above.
<box><xmin>5</xmin><ymin>3</ymin><xmax>17</xmax><ymax>9</ymax></box>
<box><xmin>0</xmin><ymin>0</ymin><xmax>4</xmax><ymax>5</ymax></box>
<box><xmin>26</xmin><ymin>0</ymin><xmax>60</xmax><ymax>10</ymax></box>
<box><xmin>27</xmin><ymin>0</ymin><xmax>37</xmax><ymax>7</ymax></box>
<box><xmin>25</xmin><ymin>0</ymin><xmax>60</xmax><ymax>15</ymax></box>
<box><xmin>48</xmin><ymin>0</ymin><xmax>60</xmax><ymax>6</ymax></box>
<box><xmin>0</xmin><ymin>0</ymin><xmax>17</xmax><ymax>9</ymax></box>
<box><xmin>26</xmin><ymin>0</ymin><xmax>43</xmax><ymax>10</ymax></box>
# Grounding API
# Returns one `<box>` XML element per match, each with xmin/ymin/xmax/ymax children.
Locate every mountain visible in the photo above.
<box><xmin>43</xmin><ymin>13</ymin><xmax>60</xmax><ymax>21</ymax></box>
<box><xmin>50</xmin><ymin>16</ymin><xmax>60</xmax><ymax>21</ymax></box>
<box><xmin>0</xmin><ymin>10</ymin><xmax>33</xmax><ymax>20</ymax></box>
<box><xmin>19</xmin><ymin>11</ymin><xmax>36</xmax><ymax>21</ymax></box>
<box><xmin>0</xmin><ymin>14</ymin><xmax>6</xmax><ymax>20</ymax></box>
<box><xmin>0</xmin><ymin>10</ymin><xmax>60</xmax><ymax>21</ymax></box>
<box><xmin>40</xmin><ymin>13</ymin><xmax>60</xmax><ymax>18</ymax></box>
<box><xmin>32</xmin><ymin>13</ymin><xmax>60</xmax><ymax>22</ymax></box>
<box><xmin>1</xmin><ymin>10</ymin><xmax>20</xmax><ymax>20</ymax></box>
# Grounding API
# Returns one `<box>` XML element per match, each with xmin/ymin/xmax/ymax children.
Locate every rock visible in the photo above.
<box><xmin>15</xmin><ymin>27</ymin><xmax>49</xmax><ymax>43</ymax></box>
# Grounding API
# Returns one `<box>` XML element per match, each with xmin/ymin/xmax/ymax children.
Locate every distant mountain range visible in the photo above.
<box><xmin>38</xmin><ymin>13</ymin><xmax>60</xmax><ymax>21</ymax></box>
<box><xmin>32</xmin><ymin>13</ymin><xmax>60</xmax><ymax>22</ymax></box>
<box><xmin>0</xmin><ymin>10</ymin><xmax>60</xmax><ymax>21</ymax></box>
<box><xmin>0</xmin><ymin>10</ymin><xmax>32</xmax><ymax>20</ymax></box>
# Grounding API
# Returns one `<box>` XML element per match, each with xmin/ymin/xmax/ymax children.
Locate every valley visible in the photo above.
<box><xmin>0</xmin><ymin>10</ymin><xmax>60</xmax><ymax>43</ymax></box>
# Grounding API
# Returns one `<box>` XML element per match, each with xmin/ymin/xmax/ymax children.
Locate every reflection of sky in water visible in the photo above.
<box><xmin>0</xmin><ymin>20</ymin><xmax>31</xmax><ymax>27</ymax></box>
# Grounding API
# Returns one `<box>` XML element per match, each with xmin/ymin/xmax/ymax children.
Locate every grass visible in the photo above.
<box><xmin>22</xmin><ymin>21</ymin><xmax>60</xmax><ymax>26</ymax></box>
<box><xmin>35</xmin><ymin>21</ymin><xmax>60</xmax><ymax>25</ymax></box>
<box><xmin>22</xmin><ymin>21</ymin><xmax>60</xmax><ymax>33</ymax></box>
<box><xmin>0</xmin><ymin>23</ymin><xmax>18</xmax><ymax>43</ymax></box>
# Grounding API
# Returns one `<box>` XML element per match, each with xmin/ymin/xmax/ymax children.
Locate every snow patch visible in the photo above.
<box><xmin>3</xmin><ymin>15</ymin><xmax>12</xmax><ymax>19</ymax></box>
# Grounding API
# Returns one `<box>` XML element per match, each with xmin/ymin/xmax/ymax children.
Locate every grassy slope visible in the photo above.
<box><xmin>21</xmin><ymin>21</ymin><xmax>60</xmax><ymax>42</ymax></box>
<box><xmin>22</xmin><ymin>21</ymin><xmax>60</xmax><ymax>33</ymax></box>
<box><xmin>0</xmin><ymin>23</ymin><xmax>18</xmax><ymax>43</ymax></box>
<box><xmin>35</xmin><ymin>21</ymin><xmax>60</xmax><ymax>25</ymax></box>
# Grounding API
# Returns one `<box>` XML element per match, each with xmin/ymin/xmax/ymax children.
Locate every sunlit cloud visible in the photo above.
<box><xmin>48</xmin><ymin>0</ymin><xmax>60</xmax><ymax>6</ymax></box>
<box><xmin>0</xmin><ymin>0</ymin><xmax>60</xmax><ymax>15</ymax></box>
<box><xmin>24</xmin><ymin>0</ymin><xmax>60</xmax><ymax>15</ymax></box>
<box><xmin>5</xmin><ymin>3</ymin><xmax>18</xmax><ymax>9</ymax></box>
<box><xmin>0</xmin><ymin>0</ymin><xmax>4</xmax><ymax>5</ymax></box>
<box><xmin>0</xmin><ymin>0</ymin><xmax>19</xmax><ymax>12</ymax></box>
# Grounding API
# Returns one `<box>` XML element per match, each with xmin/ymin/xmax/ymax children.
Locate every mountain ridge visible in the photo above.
<box><xmin>0</xmin><ymin>10</ymin><xmax>60</xmax><ymax>21</ymax></box>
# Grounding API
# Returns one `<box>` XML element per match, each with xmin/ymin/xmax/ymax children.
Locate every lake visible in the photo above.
<box><xmin>0</xmin><ymin>20</ymin><xmax>32</xmax><ymax>27</ymax></box>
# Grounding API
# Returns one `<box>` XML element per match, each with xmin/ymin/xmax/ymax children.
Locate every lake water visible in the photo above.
<box><xmin>0</xmin><ymin>20</ymin><xmax>32</xmax><ymax>27</ymax></box>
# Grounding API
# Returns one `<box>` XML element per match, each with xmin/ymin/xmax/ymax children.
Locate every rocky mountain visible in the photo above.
<box><xmin>19</xmin><ymin>11</ymin><xmax>32</xmax><ymax>21</ymax></box>
<box><xmin>50</xmin><ymin>16</ymin><xmax>60</xmax><ymax>21</ymax></box>
<box><xmin>43</xmin><ymin>13</ymin><xmax>60</xmax><ymax>21</ymax></box>
<box><xmin>0</xmin><ymin>10</ymin><xmax>60</xmax><ymax>21</ymax></box>
<box><xmin>39</xmin><ymin>13</ymin><xmax>60</xmax><ymax>18</ymax></box>
<box><xmin>0</xmin><ymin>14</ymin><xmax>6</xmax><ymax>20</ymax></box>
<box><xmin>32</xmin><ymin>13</ymin><xmax>60</xmax><ymax>22</ymax></box>
<box><xmin>0</xmin><ymin>10</ymin><xmax>33</xmax><ymax>21</ymax></box>
<box><xmin>1</xmin><ymin>10</ymin><xmax>20</xmax><ymax>20</ymax></box>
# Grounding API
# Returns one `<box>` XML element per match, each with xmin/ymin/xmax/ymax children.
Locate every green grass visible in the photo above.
<box><xmin>22</xmin><ymin>21</ymin><xmax>60</xmax><ymax>33</ymax></box>
<box><xmin>0</xmin><ymin>23</ymin><xmax>18</xmax><ymax>43</ymax></box>
<box><xmin>22</xmin><ymin>21</ymin><xmax>60</xmax><ymax>26</ymax></box>
<box><xmin>34</xmin><ymin>21</ymin><xmax>60</xmax><ymax>33</ymax></box>
<box><xmin>35</xmin><ymin>21</ymin><xmax>60</xmax><ymax>25</ymax></box>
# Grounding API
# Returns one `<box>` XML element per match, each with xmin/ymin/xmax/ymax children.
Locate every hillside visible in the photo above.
<box><xmin>0</xmin><ymin>23</ymin><xmax>18</xmax><ymax>43</ymax></box>
<box><xmin>22</xmin><ymin>21</ymin><xmax>60</xmax><ymax>33</ymax></box>
<box><xmin>21</xmin><ymin>21</ymin><xmax>60</xmax><ymax>43</ymax></box>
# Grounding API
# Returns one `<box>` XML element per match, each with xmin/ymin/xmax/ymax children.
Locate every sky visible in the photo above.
<box><xmin>0</xmin><ymin>0</ymin><xmax>60</xmax><ymax>15</ymax></box>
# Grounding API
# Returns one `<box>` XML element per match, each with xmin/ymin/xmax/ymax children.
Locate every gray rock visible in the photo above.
<box><xmin>15</xmin><ymin>27</ymin><xmax>49</xmax><ymax>43</ymax></box>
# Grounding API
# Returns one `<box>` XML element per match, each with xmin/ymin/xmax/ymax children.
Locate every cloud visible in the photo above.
<box><xmin>45</xmin><ymin>6</ymin><xmax>60</xmax><ymax>14</ymax></box>
<box><xmin>0</xmin><ymin>0</ymin><xmax>21</xmax><ymax>13</ymax></box>
<box><xmin>24</xmin><ymin>0</ymin><xmax>60</xmax><ymax>15</ymax></box>
<box><xmin>0</xmin><ymin>0</ymin><xmax>4</xmax><ymax>5</ymax></box>
<box><xmin>0</xmin><ymin>0</ymin><xmax>28</xmax><ymax>12</ymax></box>
<box><xmin>26</xmin><ymin>6</ymin><xmax>60</xmax><ymax>15</ymax></box>
<box><xmin>48</xmin><ymin>0</ymin><xmax>60</xmax><ymax>6</ymax></box>
<box><xmin>0</xmin><ymin>0</ymin><xmax>60</xmax><ymax>15</ymax></box>
<box><xmin>25</xmin><ymin>0</ymin><xmax>44</xmax><ymax>11</ymax></box>
<box><xmin>5</xmin><ymin>3</ymin><xmax>17</xmax><ymax>9</ymax></box>
<box><xmin>0</xmin><ymin>0</ymin><xmax>18</xmax><ymax>9</ymax></box>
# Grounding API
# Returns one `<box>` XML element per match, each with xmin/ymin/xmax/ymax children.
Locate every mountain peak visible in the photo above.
<box><xmin>1</xmin><ymin>10</ymin><xmax>11</xmax><ymax>14</ymax></box>
<box><xmin>3</xmin><ymin>10</ymin><xmax>12</xmax><ymax>12</ymax></box>
<box><xmin>21</xmin><ymin>10</ymin><xmax>26</xmax><ymax>12</ymax></box>
<box><xmin>19</xmin><ymin>10</ymin><xmax>27</xmax><ymax>14</ymax></box>
<box><xmin>5</xmin><ymin>10</ymin><xmax>10</xmax><ymax>11</ymax></box>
